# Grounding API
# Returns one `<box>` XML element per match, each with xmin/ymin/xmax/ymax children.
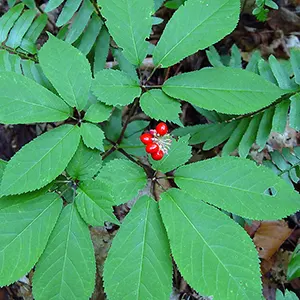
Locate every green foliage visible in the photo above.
<box><xmin>163</xmin><ymin>67</ymin><xmax>283</xmax><ymax>115</ymax></box>
<box><xmin>276</xmin><ymin>290</ymin><xmax>299</xmax><ymax>300</ymax></box>
<box><xmin>0</xmin><ymin>125</ymin><xmax>80</xmax><ymax>196</ymax></box>
<box><xmin>263</xmin><ymin>147</ymin><xmax>300</xmax><ymax>186</ymax></box>
<box><xmin>97</xmin><ymin>159</ymin><xmax>147</xmax><ymax>205</ymax></box>
<box><xmin>84</xmin><ymin>101</ymin><xmax>112</xmax><ymax>123</ymax></box>
<box><xmin>175</xmin><ymin>47</ymin><xmax>300</xmax><ymax>157</ymax></box>
<box><xmin>98</xmin><ymin>0</ymin><xmax>153</xmax><ymax>65</ymax></box>
<box><xmin>0</xmin><ymin>1</ymin><xmax>299</xmax><ymax>299</ymax></box>
<box><xmin>39</xmin><ymin>35</ymin><xmax>92</xmax><ymax>110</ymax></box>
<box><xmin>92</xmin><ymin>69</ymin><xmax>141</xmax><ymax>106</ymax></box>
<box><xmin>253</xmin><ymin>0</ymin><xmax>278</xmax><ymax>21</ymax></box>
<box><xmin>287</xmin><ymin>244</ymin><xmax>300</xmax><ymax>281</ymax></box>
<box><xmin>0</xmin><ymin>4</ymin><xmax>47</xmax><ymax>54</ymax></box>
<box><xmin>75</xmin><ymin>180</ymin><xmax>118</xmax><ymax>226</ymax></box>
<box><xmin>104</xmin><ymin>196</ymin><xmax>173</xmax><ymax>299</ymax></box>
<box><xmin>33</xmin><ymin>203</ymin><xmax>96</xmax><ymax>300</ymax></box>
<box><xmin>150</xmin><ymin>135</ymin><xmax>191</xmax><ymax>173</ymax></box>
<box><xmin>0</xmin><ymin>192</ymin><xmax>62</xmax><ymax>286</ymax></box>
<box><xmin>153</xmin><ymin>0</ymin><xmax>240</xmax><ymax>67</ymax></box>
<box><xmin>159</xmin><ymin>188</ymin><xmax>262</xmax><ymax>299</ymax></box>
<box><xmin>0</xmin><ymin>71</ymin><xmax>71</xmax><ymax>124</ymax></box>
<box><xmin>140</xmin><ymin>89</ymin><xmax>181</xmax><ymax>124</ymax></box>
<box><xmin>80</xmin><ymin>122</ymin><xmax>105</xmax><ymax>151</ymax></box>
<box><xmin>175</xmin><ymin>156</ymin><xmax>300</xmax><ymax>220</ymax></box>
<box><xmin>66</xmin><ymin>140</ymin><xmax>102</xmax><ymax>181</ymax></box>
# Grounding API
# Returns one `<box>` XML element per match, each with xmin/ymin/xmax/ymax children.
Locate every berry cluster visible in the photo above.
<box><xmin>140</xmin><ymin>122</ymin><xmax>172</xmax><ymax>160</ymax></box>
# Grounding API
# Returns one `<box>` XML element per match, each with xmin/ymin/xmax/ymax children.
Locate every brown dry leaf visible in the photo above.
<box><xmin>253</xmin><ymin>220</ymin><xmax>293</xmax><ymax>260</ymax></box>
<box><xmin>245</xmin><ymin>220</ymin><xmax>261</xmax><ymax>237</ymax></box>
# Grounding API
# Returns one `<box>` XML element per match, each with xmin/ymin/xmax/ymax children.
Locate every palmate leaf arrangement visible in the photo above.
<box><xmin>0</xmin><ymin>0</ymin><xmax>300</xmax><ymax>299</ymax></box>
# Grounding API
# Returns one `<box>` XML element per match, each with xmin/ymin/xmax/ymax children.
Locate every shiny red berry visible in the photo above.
<box><xmin>140</xmin><ymin>133</ymin><xmax>153</xmax><ymax>145</ymax></box>
<box><xmin>146</xmin><ymin>143</ymin><xmax>159</xmax><ymax>154</ymax></box>
<box><xmin>151</xmin><ymin>149</ymin><xmax>164</xmax><ymax>160</ymax></box>
<box><xmin>156</xmin><ymin>122</ymin><xmax>168</xmax><ymax>136</ymax></box>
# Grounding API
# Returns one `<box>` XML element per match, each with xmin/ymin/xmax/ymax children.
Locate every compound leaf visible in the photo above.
<box><xmin>0</xmin><ymin>192</ymin><xmax>62</xmax><ymax>287</ymax></box>
<box><xmin>92</xmin><ymin>69</ymin><xmax>141</xmax><ymax>106</ymax></box>
<box><xmin>66</xmin><ymin>140</ymin><xmax>102</xmax><ymax>181</ymax></box>
<box><xmin>96</xmin><ymin>159</ymin><xmax>147</xmax><ymax>205</ymax></box>
<box><xmin>153</xmin><ymin>0</ymin><xmax>240</xmax><ymax>67</ymax></box>
<box><xmin>39</xmin><ymin>35</ymin><xmax>92</xmax><ymax>110</ymax></box>
<box><xmin>159</xmin><ymin>188</ymin><xmax>262</xmax><ymax>300</ymax></box>
<box><xmin>104</xmin><ymin>196</ymin><xmax>173</xmax><ymax>299</ymax></box>
<box><xmin>75</xmin><ymin>179</ymin><xmax>118</xmax><ymax>226</ymax></box>
<box><xmin>175</xmin><ymin>156</ymin><xmax>300</xmax><ymax>220</ymax></box>
<box><xmin>163</xmin><ymin>68</ymin><xmax>283</xmax><ymax>115</ymax></box>
<box><xmin>0</xmin><ymin>72</ymin><xmax>71</xmax><ymax>124</ymax></box>
<box><xmin>33</xmin><ymin>203</ymin><xmax>96</xmax><ymax>300</ymax></box>
<box><xmin>99</xmin><ymin>0</ymin><xmax>153</xmax><ymax>65</ymax></box>
<box><xmin>0</xmin><ymin>125</ymin><xmax>80</xmax><ymax>196</ymax></box>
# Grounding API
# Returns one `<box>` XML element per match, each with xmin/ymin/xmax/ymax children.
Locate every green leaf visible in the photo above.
<box><xmin>268</xmin><ymin>55</ymin><xmax>297</xmax><ymax>90</ymax></box>
<box><xmin>81</xmin><ymin>122</ymin><xmax>105</xmax><ymax>151</ymax></box>
<box><xmin>0</xmin><ymin>159</ymin><xmax>6</xmax><ymax>181</ymax></box>
<box><xmin>76</xmin><ymin>13</ymin><xmax>103</xmax><ymax>56</ymax></box>
<box><xmin>222</xmin><ymin>118</ymin><xmax>250</xmax><ymax>156</ymax></box>
<box><xmin>0</xmin><ymin>4</ymin><xmax>24</xmax><ymax>43</ymax></box>
<box><xmin>151</xmin><ymin>135</ymin><xmax>191</xmax><ymax>173</ymax></box>
<box><xmin>175</xmin><ymin>156</ymin><xmax>300</xmax><ymax>220</ymax></box>
<box><xmin>238</xmin><ymin>114</ymin><xmax>262</xmax><ymax>158</ymax></box>
<box><xmin>159</xmin><ymin>188</ymin><xmax>262</xmax><ymax>300</ymax></box>
<box><xmin>22</xmin><ymin>0</ymin><xmax>36</xmax><ymax>9</ymax></box>
<box><xmin>92</xmin><ymin>69</ymin><xmax>141</xmax><ymax>106</ymax></box>
<box><xmin>0</xmin><ymin>125</ymin><xmax>81</xmax><ymax>196</ymax></box>
<box><xmin>5</xmin><ymin>9</ymin><xmax>36</xmax><ymax>49</ymax></box>
<box><xmin>290</xmin><ymin>48</ymin><xmax>300</xmax><ymax>85</ymax></box>
<box><xmin>75</xmin><ymin>180</ymin><xmax>118</xmax><ymax>226</ymax></box>
<box><xmin>154</xmin><ymin>0</ymin><xmax>165</xmax><ymax>10</ymax></box>
<box><xmin>153</xmin><ymin>0</ymin><xmax>240</xmax><ymax>67</ymax></box>
<box><xmin>97</xmin><ymin>159</ymin><xmax>147</xmax><ymax>205</ymax></box>
<box><xmin>56</xmin><ymin>0</ymin><xmax>82</xmax><ymax>27</ymax></box>
<box><xmin>290</xmin><ymin>93</ymin><xmax>300</xmax><ymax>131</ymax></box>
<box><xmin>140</xmin><ymin>89</ymin><xmax>181</xmax><ymax>123</ymax></box>
<box><xmin>33</xmin><ymin>203</ymin><xmax>96</xmax><ymax>300</ymax></box>
<box><xmin>94</xmin><ymin>26</ymin><xmax>110</xmax><ymax>73</ymax></box>
<box><xmin>20</xmin><ymin>13</ymin><xmax>48</xmax><ymax>54</ymax></box>
<box><xmin>66</xmin><ymin>140</ymin><xmax>102</xmax><ymax>181</ymax></box>
<box><xmin>163</xmin><ymin>68</ymin><xmax>283</xmax><ymax>115</ymax></box>
<box><xmin>287</xmin><ymin>244</ymin><xmax>300</xmax><ymax>281</ymax></box>
<box><xmin>256</xmin><ymin>107</ymin><xmax>274</xmax><ymax>150</ymax></box>
<box><xmin>104</xmin><ymin>196</ymin><xmax>172</xmax><ymax>299</ymax></box>
<box><xmin>111</xmin><ymin>47</ymin><xmax>138</xmax><ymax>80</ymax></box>
<box><xmin>65</xmin><ymin>0</ymin><xmax>94</xmax><ymax>44</ymax></box>
<box><xmin>0</xmin><ymin>192</ymin><xmax>62</xmax><ymax>287</ymax></box>
<box><xmin>276</xmin><ymin>290</ymin><xmax>298</xmax><ymax>300</ymax></box>
<box><xmin>39</xmin><ymin>35</ymin><xmax>92</xmax><ymax>110</ymax></box>
<box><xmin>0</xmin><ymin>71</ymin><xmax>71</xmax><ymax>124</ymax></box>
<box><xmin>45</xmin><ymin>0</ymin><xmax>64</xmax><ymax>12</ymax></box>
<box><xmin>272</xmin><ymin>99</ymin><xmax>290</xmax><ymax>133</ymax></box>
<box><xmin>99</xmin><ymin>0</ymin><xmax>153</xmax><ymax>65</ymax></box>
<box><xmin>84</xmin><ymin>101</ymin><xmax>112</xmax><ymax>123</ymax></box>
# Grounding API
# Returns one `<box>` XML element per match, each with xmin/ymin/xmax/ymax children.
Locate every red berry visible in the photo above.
<box><xmin>156</xmin><ymin>122</ymin><xmax>168</xmax><ymax>136</ymax></box>
<box><xmin>140</xmin><ymin>133</ymin><xmax>153</xmax><ymax>145</ymax></box>
<box><xmin>146</xmin><ymin>143</ymin><xmax>159</xmax><ymax>154</ymax></box>
<box><xmin>151</xmin><ymin>149</ymin><xmax>164</xmax><ymax>160</ymax></box>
